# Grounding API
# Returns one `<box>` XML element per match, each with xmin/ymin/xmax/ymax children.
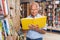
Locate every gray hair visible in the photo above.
<box><xmin>30</xmin><ymin>2</ymin><xmax>39</xmax><ymax>10</ymax></box>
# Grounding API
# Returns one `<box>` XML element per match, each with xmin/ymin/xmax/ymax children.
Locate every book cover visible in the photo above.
<box><xmin>0</xmin><ymin>20</ymin><xmax>2</xmax><ymax>32</ymax></box>
<box><xmin>21</xmin><ymin>16</ymin><xmax>47</xmax><ymax>30</ymax></box>
<box><xmin>2</xmin><ymin>18</ymin><xmax>10</xmax><ymax>36</ymax></box>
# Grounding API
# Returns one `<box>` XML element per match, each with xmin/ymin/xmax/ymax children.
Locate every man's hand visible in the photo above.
<box><xmin>28</xmin><ymin>24</ymin><xmax>36</xmax><ymax>30</ymax></box>
<box><xmin>28</xmin><ymin>24</ymin><xmax>46</xmax><ymax>34</ymax></box>
<box><xmin>28</xmin><ymin>24</ymin><xmax>39</xmax><ymax>30</ymax></box>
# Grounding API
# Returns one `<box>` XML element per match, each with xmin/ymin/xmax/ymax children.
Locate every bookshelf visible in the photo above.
<box><xmin>55</xmin><ymin>5</ymin><xmax>60</xmax><ymax>27</ymax></box>
<box><xmin>45</xmin><ymin>1</ymin><xmax>53</xmax><ymax>27</ymax></box>
<box><xmin>46</xmin><ymin>0</ymin><xmax>60</xmax><ymax>32</ymax></box>
<box><xmin>20</xmin><ymin>2</ymin><xmax>30</xmax><ymax>18</ymax></box>
<box><xmin>0</xmin><ymin>0</ymin><xmax>21</xmax><ymax>40</ymax></box>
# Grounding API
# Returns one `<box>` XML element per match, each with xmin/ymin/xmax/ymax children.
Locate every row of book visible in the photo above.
<box><xmin>0</xmin><ymin>19</ymin><xmax>10</xmax><ymax>40</ymax></box>
<box><xmin>0</xmin><ymin>0</ymin><xmax>14</xmax><ymax>40</ymax></box>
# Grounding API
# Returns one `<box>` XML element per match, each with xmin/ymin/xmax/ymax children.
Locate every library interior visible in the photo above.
<box><xmin>0</xmin><ymin>0</ymin><xmax>60</xmax><ymax>40</ymax></box>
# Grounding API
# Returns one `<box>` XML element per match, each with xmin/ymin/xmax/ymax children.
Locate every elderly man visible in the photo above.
<box><xmin>24</xmin><ymin>2</ymin><xmax>47</xmax><ymax>40</ymax></box>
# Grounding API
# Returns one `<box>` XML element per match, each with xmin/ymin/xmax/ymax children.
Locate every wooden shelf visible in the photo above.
<box><xmin>47</xmin><ymin>27</ymin><xmax>60</xmax><ymax>31</ymax></box>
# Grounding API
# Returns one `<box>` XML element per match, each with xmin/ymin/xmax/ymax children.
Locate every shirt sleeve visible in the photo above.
<box><xmin>41</xmin><ymin>24</ymin><xmax>47</xmax><ymax>30</ymax></box>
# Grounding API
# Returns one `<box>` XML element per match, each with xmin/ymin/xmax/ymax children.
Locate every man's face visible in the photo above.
<box><xmin>31</xmin><ymin>5</ymin><xmax>38</xmax><ymax>17</ymax></box>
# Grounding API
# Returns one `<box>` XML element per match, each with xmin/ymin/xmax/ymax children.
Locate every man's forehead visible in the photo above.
<box><xmin>31</xmin><ymin>5</ymin><xmax>38</xmax><ymax>8</ymax></box>
<box><xmin>31</xmin><ymin>4</ymin><xmax>37</xmax><ymax>7</ymax></box>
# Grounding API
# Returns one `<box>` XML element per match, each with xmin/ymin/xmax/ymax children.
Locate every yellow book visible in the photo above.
<box><xmin>0</xmin><ymin>21</ymin><xmax>2</xmax><ymax>32</ymax></box>
<box><xmin>21</xmin><ymin>16</ymin><xmax>47</xmax><ymax>30</ymax></box>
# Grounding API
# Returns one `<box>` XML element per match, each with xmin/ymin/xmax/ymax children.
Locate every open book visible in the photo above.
<box><xmin>21</xmin><ymin>16</ymin><xmax>47</xmax><ymax>30</ymax></box>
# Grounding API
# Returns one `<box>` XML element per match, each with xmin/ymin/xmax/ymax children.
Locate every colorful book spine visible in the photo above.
<box><xmin>2</xmin><ymin>18</ymin><xmax>10</xmax><ymax>36</ymax></box>
<box><xmin>0</xmin><ymin>32</ymin><xmax>2</xmax><ymax>40</ymax></box>
<box><xmin>2</xmin><ymin>0</ymin><xmax>6</xmax><ymax>15</ymax></box>
<box><xmin>0</xmin><ymin>20</ymin><xmax>4</xmax><ymax>40</ymax></box>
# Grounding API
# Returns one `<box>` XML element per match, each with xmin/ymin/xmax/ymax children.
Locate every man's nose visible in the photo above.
<box><xmin>33</xmin><ymin>11</ymin><xmax>35</xmax><ymax>13</ymax></box>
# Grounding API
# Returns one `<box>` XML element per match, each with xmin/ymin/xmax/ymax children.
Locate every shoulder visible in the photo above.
<box><xmin>27</xmin><ymin>15</ymin><xmax>32</xmax><ymax>18</ymax></box>
<box><xmin>37</xmin><ymin>14</ymin><xmax>41</xmax><ymax>16</ymax></box>
<box><xmin>36</xmin><ymin>14</ymin><xmax>42</xmax><ymax>17</ymax></box>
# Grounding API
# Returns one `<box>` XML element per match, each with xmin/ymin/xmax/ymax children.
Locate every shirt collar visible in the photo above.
<box><xmin>30</xmin><ymin>14</ymin><xmax>40</xmax><ymax>18</ymax></box>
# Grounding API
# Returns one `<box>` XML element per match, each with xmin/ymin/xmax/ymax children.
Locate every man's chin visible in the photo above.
<box><xmin>32</xmin><ymin>15</ymin><xmax>36</xmax><ymax>17</ymax></box>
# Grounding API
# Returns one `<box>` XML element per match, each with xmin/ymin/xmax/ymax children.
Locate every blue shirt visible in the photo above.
<box><xmin>26</xmin><ymin>14</ymin><xmax>47</xmax><ymax>39</ymax></box>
